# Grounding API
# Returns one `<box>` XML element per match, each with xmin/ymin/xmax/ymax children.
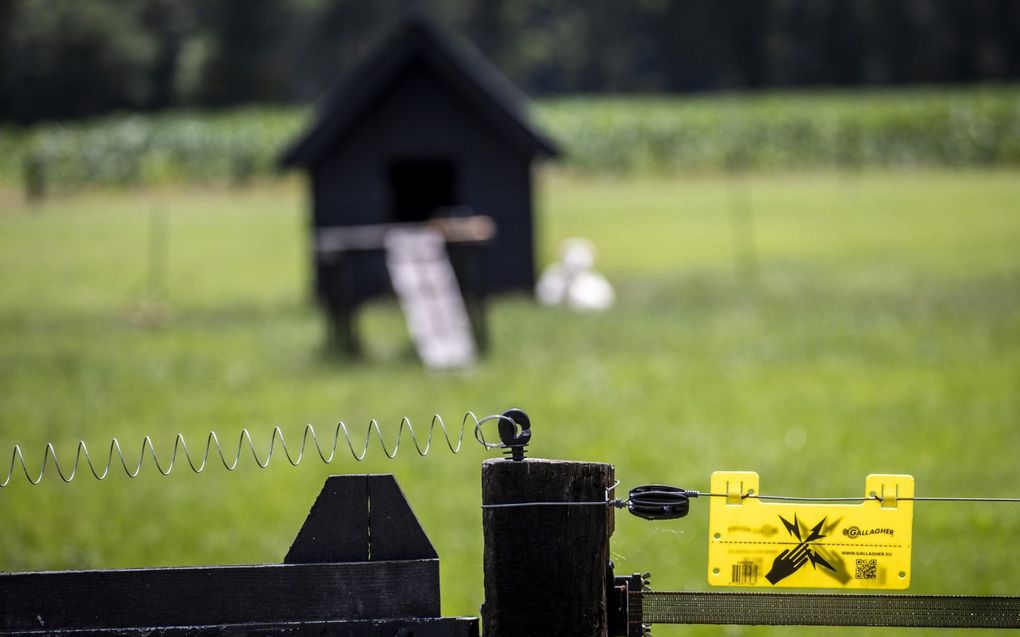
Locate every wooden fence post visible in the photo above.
<box><xmin>482</xmin><ymin>458</ymin><xmax>615</xmax><ymax>637</ymax></box>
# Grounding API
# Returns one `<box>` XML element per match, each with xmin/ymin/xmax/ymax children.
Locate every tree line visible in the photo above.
<box><xmin>1</xmin><ymin>0</ymin><xmax>1017</xmax><ymax>124</ymax></box>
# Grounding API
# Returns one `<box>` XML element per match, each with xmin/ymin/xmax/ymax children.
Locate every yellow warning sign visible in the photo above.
<box><xmin>707</xmin><ymin>471</ymin><xmax>914</xmax><ymax>590</ymax></box>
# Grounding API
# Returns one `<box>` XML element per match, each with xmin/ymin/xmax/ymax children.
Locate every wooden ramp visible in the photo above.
<box><xmin>385</xmin><ymin>227</ymin><xmax>477</xmax><ymax>370</ymax></box>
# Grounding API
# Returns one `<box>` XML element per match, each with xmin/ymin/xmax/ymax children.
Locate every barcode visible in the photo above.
<box><xmin>856</xmin><ymin>559</ymin><xmax>878</xmax><ymax>580</ymax></box>
<box><xmin>732</xmin><ymin>560</ymin><xmax>758</xmax><ymax>585</ymax></box>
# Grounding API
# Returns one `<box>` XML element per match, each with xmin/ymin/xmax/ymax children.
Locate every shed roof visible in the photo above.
<box><xmin>280</xmin><ymin>13</ymin><xmax>559</xmax><ymax>168</ymax></box>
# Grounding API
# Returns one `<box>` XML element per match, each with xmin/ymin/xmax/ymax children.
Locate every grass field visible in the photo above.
<box><xmin>1</xmin><ymin>169</ymin><xmax>1019</xmax><ymax>636</ymax></box>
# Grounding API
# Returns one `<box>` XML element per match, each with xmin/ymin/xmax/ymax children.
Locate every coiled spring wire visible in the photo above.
<box><xmin>0</xmin><ymin>412</ymin><xmax>519</xmax><ymax>487</ymax></box>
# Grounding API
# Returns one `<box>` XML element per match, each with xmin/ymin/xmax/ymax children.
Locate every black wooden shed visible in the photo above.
<box><xmin>281</xmin><ymin>14</ymin><xmax>558</xmax><ymax>328</ymax></box>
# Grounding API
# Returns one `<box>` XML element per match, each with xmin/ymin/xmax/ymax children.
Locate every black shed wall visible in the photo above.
<box><xmin>310</xmin><ymin>60</ymin><xmax>535</xmax><ymax>303</ymax></box>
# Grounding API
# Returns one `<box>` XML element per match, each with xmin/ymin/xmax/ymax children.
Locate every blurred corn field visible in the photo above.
<box><xmin>2</xmin><ymin>86</ymin><xmax>1018</xmax><ymax>195</ymax></box>
<box><xmin>540</xmin><ymin>87</ymin><xmax>1020</xmax><ymax>173</ymax></box>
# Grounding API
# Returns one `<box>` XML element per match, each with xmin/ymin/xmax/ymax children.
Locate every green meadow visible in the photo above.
<box><xmin>1</xmin><ymin>169</ymin><xmax>1018</xmax><ymax>636</ymax></box>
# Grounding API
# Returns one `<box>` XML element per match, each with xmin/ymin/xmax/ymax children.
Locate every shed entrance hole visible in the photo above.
<box><xmin>388</xmin><ymin>158</ymin><xmax>457</xmax><ymax>224</ymax></box>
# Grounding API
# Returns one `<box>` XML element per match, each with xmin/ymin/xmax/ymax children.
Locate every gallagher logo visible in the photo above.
<box><xmin>842</xmin><ymin>526</ymin><xmax>894</xmax><ymax>539</ymax></box>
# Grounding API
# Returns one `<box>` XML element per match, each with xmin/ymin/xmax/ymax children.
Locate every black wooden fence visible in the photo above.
<box><xmin>2</xmin><ymin>459</ymin><xmax>1019</xmax><ymax>636</ymax></box>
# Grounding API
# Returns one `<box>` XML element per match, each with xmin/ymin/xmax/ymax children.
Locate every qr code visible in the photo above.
<box><xmin>855</xmin><ymin>559</ymin><xmax>878</xmax><ymax>580</ymax></box>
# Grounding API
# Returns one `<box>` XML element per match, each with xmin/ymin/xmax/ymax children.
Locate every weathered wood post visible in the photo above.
<box><xmin>482</xmin><ymin>458</ymin><xmax>615</xmax><ymax>637</ymax></box>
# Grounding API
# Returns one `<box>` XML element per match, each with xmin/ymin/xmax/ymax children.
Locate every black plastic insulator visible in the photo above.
<box><xmin>627</xmin><ymin>485</ymin><xmax>691</xmax><ymax>521</ymax></box>
<box><xmin>497</xmin><ymin>408</ymin><xmax>531</xmax><ymax>461</ymax></box>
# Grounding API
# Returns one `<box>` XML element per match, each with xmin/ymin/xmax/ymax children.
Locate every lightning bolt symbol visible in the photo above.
<box><xmin>777</xmin><ymin>515</ymin><xmax>837</xmax><ymax>572</ymax></box>
<box><xmin>808</xmin><ymin>550</ymin><xmax>836</xmax><ymax>571</ymax></box>
<box><xmin>805</xmin><ymin>518</ymin><xmax>836</xmax><ymax>571</ymax></box>
<box><xmin>779</xmin><ymin>514</ymin><xmax>801</xmax><ymax>540</ymax></box>
<box><xmin>805</xmin><ymin>518</ymin><xmax>827</xmax><ymax>543</ymax></box>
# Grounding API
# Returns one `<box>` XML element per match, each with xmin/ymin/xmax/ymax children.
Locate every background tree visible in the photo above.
<box><xmin>0</xmin><ymin>0</ymin><xmax>156</xmax><ymax>122</ymax></box>
<box><xmin>1</xmin><ymin>0</ymin><xmax>1018</xmax><ymax>124</ymax></box>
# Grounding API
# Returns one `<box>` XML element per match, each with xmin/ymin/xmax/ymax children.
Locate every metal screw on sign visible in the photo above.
<box><xmin>497</xmin><ymin>408</ymin><xmax>530</xmax><ymax>461</ymax></box>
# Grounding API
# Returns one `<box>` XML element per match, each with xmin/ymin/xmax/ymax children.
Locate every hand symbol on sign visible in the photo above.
<box><xmin>765</xmin><ymin>543</ymin><xmax>812</xmax><ymax>584</ymax></box>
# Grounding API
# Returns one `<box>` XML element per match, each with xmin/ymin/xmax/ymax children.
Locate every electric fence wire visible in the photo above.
<box><xmin>481</xmin><ymin>488</ymin><xmax>1020</xmax><ymax>514</ymax></box>
<box><xmin>5</xmin><ymin>419</ymin><xmax>1020</xmax><ymax>505</ymax></box>
<box><xmin>697</xmin><ymin>492</ymin><xmax>1020</xmax><ymax>503</ymax></box>
<box><xmin>0</xmin><ymin>412</ymin><xmax>519</xmax><ymax>488</ymax></box>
